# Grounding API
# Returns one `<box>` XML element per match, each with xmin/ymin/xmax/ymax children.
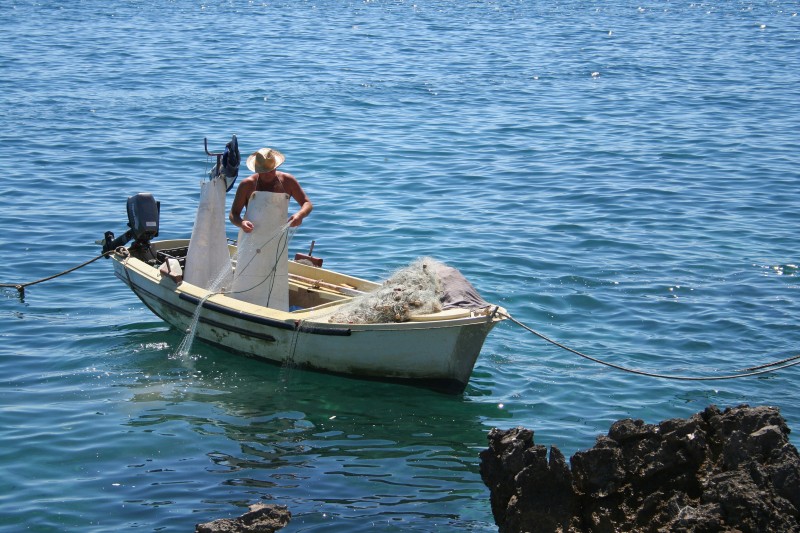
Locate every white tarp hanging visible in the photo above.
<box><xmin>184</xmin><ymin>176</ymin><xmax>233</xmax><ymax>291</ymax></box>
<box><xmin>230</xmin><ymin>191</ymin><xmax>290</xmax><ymax>311</ymax></box>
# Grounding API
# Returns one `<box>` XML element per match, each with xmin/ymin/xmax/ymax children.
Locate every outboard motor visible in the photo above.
<box><xmin>102</xmin><ymin>193</ymin><xmax>160</xmax><ymax>255</ymax></box>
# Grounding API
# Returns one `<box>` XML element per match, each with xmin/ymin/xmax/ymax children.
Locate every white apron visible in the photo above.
<box><xmin>230</xmin><ymin>190</ymin><xmax>290</xmax><ymax>311</ymax></box>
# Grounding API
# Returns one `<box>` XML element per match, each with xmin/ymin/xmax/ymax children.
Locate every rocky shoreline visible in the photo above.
<box><xmin>194</xmin><ymin>404</ymin><xmax>800</xmax><ymax>532</ymax></box>
<box><xmin>479</xmin><ymin>404</ymin><xmax>800</xmax><ymax>532</ymax></box>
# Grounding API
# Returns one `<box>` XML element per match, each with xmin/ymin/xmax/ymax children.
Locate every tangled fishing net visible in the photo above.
<box><xmin>327</xmin><ymin>257</ymin><xmax>444</xmax><ymax>324</ymax></box>
<box><xmin>325</xmin><ymin>257</ymin><xmax>490</xmax><ymax>324</ymax></box>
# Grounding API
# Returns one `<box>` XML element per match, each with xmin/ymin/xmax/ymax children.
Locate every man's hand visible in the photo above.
<box><xmin>288</xmin><ymin>213</ymin><xmax>304</xmax><ymax>227</ymax></box>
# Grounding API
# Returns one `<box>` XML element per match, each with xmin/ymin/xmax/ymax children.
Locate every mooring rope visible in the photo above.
<box><xmin>500</xmin><ymin>312</ymin><xmax>800</xmax><ymax>381</ymax></box>
<box><xmin>1</xmin><ymin>250</ymin><xmax>114</xmax><ymax>298</ymax></box>
<box><xmin>0</xmin><ymin>222</ymin><xmax>290</xmax><ymax>302</ymax></box>
<box><xmin>6</xmin><ymin>250</ymin><xmax>796</xmax><ymax>382</ymax></box>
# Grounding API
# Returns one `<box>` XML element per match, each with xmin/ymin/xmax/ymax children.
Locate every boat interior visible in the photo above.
<box><xmin>123</xmin><ymin>238</ymin><xmax>486</xmax><ymax>324</ymax></box>
<box><xmin>127</xmin><ymin>239</ymin><xmax>378</xmax><ymax>313</ymax></box>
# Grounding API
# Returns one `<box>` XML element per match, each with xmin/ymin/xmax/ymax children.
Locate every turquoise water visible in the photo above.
<box><xmin>1</xmin><ymin>1</ymin><xmax>799</xmax><ymax>531</ymax></box>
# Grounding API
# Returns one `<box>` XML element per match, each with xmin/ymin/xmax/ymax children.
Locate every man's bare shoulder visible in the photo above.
<box><xmin>278</xmin><ymin>171</ymin><xmax>301</xmax><ymax>192</ymax></box>
<box><xmin>233</xmin><ymin>175</ymin><xmax>258</xmax><ymax>199</ymax></box>
<box><xmin>240</xmin><ymin>174</ymin><xmax>260</xmax><ymax>188</ymax></box>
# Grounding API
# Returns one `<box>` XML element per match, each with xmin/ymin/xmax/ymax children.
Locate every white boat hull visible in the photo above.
<box><xmin>111</xmin><ymin>240</ymin><xmax>504</xmax><ymax>392</ymax></box>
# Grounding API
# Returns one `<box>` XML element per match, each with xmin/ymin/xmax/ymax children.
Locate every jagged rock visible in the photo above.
<box><xmin>195</xmin><ymin>504</ymin><xmax>291</xmax><ymax>533</ymax></box>
<box><xmin>479</xmin><ymin>405</ymin><xmax>800</xmax><ymax>532</ymax></box>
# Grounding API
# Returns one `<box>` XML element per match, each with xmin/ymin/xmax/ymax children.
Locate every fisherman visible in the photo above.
<box><xmin>228</xmin><ymin>147</ymin><xmax>312</xmax><ymax>310</ymax></box>
<box><xmin>229</xmin><ymin>147</ymin><xmax>312</xmax><ymax>231</ymax></box>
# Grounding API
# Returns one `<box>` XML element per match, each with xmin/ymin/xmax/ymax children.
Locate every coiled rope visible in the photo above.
<box><xmin>1</xmin><ymin>250</ymin><xmax>113</xmax><ymax>298</ymax></box>
<box><xmin>499</xmin><ymin>312</ymin><xmax>800</xmax><ymax>381</ymax></box>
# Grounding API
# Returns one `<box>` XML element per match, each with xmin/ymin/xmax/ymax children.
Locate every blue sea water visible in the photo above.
<box><xmin>1</xmin><ymin>0</ymin><xmax>799</xmax><ymax>531</ymax></box>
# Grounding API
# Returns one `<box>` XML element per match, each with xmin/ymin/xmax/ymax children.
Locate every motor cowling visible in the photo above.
<box><xmin>126</xmin><ymin>193</ymin><xmax>160</xmax><ymax>242</ymax></box>
<box><xmin>102</xmin><ymin>193</ymin><xmax>160</xmax><ymax>255</ymax></box>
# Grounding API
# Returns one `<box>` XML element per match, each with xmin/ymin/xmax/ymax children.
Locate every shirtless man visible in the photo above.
<box><xmin>229</xmin><ymin>147</ymin><xmax>313</xmax><ymax>232</ymax></box>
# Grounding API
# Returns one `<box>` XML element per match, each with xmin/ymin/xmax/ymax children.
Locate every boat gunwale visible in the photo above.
<box><xmin>113</xmin><ymin>249</ymin><xmax>505</xmax><ymax>333</ymax></box>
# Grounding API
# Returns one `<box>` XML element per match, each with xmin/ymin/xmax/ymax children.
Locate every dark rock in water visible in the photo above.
<box><xmin>479</xmin><ymin>405</ymin><xmax>800</xmax><ymax>532</ymax></box>
<box><xmin>196</xmin><ymin>504</ymin><xmax>291</xmax><ymax>533</ymax></box>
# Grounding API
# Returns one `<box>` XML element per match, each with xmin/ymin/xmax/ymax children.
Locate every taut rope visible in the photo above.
<box><xmin>1</xmin><ymin>250</ymin><xmax>114</xmax><ymax>298</ymax></box>
<box><xmin>500</xmin><ymin>312</ymin><xmax>800</xmax><ymax>381</ymax></box>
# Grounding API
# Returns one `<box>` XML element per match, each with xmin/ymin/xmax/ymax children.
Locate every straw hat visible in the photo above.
<box><xmin>246</xmin><ymin>148</ymin><xmax>285</xmax><ymax>173</ymax></box>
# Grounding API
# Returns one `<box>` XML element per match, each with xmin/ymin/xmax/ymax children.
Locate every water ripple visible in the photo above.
<box><xmin>1</xmin><ymin>1</ymin><xmax>799</xmax><ymax>531</ymax></box>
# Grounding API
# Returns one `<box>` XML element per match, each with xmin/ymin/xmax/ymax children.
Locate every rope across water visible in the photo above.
<box><xmin>0</xmin><ymin>250</ymin><xmax>114</xmax><ymax>298</ymax></box>
<box><xmin>5</xmin><ymin>252</ymin><xmax>797</xmax><ymax>381</ymax></box>
<box><xmin>500</xmin><ymin>311</ymin><xmax>800</xmax><ymax>381</ymax></box>
<box><xmin>0</xmin><ymin>221</ymin><xmax>292</xmax><ymax>300</ymax></box>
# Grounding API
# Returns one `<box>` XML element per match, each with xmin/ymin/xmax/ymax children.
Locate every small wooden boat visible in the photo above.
<box><xmin>108</xmin><ymin>237</ymin><xmax>505</xmax><ymax>393</ymax></box>
<box><xmin>102</xmin><ymin>138</ymin><xmax>505</xmax><ymax>392</ymax></box>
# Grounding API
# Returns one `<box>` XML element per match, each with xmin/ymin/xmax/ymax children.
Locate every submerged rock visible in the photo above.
<box><xmin>480</xmin><ymin>405</ymin><xmax>800</xmax><ymax>532</ymax></box>
<box><xmin>195</xmin><ymin>504</ymin><xmax>290</xmax><ymax>533</ymax></box>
